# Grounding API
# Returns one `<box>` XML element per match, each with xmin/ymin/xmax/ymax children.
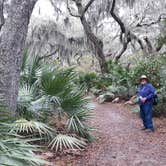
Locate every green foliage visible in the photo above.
<box><xmin>129</xmin><ymin>58</ymin><xmax>162</xmax><ymax>88</ymax></box>
<box><xmin>17</xmin><ymin>85</ymin><xmax>36</xmax><ymax>120</ymax></box>
<box><xmin>153</xmin><ymin>59</ymin><xmax>166</xmax><ymax>115</ymax></box>
<box><xmin>106</xmin><ymin>85</ymin><xmax>128</xmax><ymax>98</ymax></box>
<box><xmin>48</xmin><ymin>134</ymin><xmax>87</xmax><ymax>151</ymax></box>
<box><xmin>131</xmin><ymin>105</ymin><xmax>140</xmax><ymax>113</ymax></box>
<box><xmin>107</xmin><ymin>60</ymin><xmax>131</xmax><ymax>87</ymax></box>
<box><xmin>40</xmin><ymin>67</ymin><xmax>75</xmax><ymax>97</ymax></box>
<box><xmin>10</xmin><ymin>119</ymin><xmax>54</xmax><ymax>137</ymax></box>
<box><xmin>0</xmin><ymin>108</ymin><xmax>48</xmax><ymax>166</ymax></box>
<box><xmin>0</xmin><ymin>138</ymin><xmax>48</xmax><ymax>166</ymax></box>
<box><xmin>15</xmin><ymin>51</ymin><xmax>94</xmax><ymax>154</ymax></box>
<box><xmin>80</xmin><ymin>60</ymin><xmax>136</xmax><ymax>98</ymax></box>
<box><xmin>39</xmin><ymin>67</ymin><xmax>94</xmax><ymax>142</ymax></box>
<box><xmin>67</xmin><ymin>109</ymin><xmax>94</xmax><ymax>142</ymax></box>
<box><xmin>77</xmin><ymin>72</ymin><xmax>112</xmax><ymax>92</ymax></box>
<box><xmin>157</xmin><ymin>19</ymin><xmax>166</xmax><ymax>48</ymax></box>
<box><xmin>78</xmin><ymin>72</ymin><xmax>97</xmax><ymax>91</ymax></box>
<box><xmin>93</xmin><ymin>74</ymin><xmax>112</xmax><ymax>89</ymax></box>
<box><xmin>20</xmin><ymin>50</ymin><xmax>41</xmax><ymax>87</ymax></box>
<box><xmin>40</xmin><ymin>67</ymin><xmax>90</xmax><ymax>116</ymax></box>
<box><xmin>77</xmin><ymin>55</ymin><xmax>165</xmax><ymax>109</ymax></box>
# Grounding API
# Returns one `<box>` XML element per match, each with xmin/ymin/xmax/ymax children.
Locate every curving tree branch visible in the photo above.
<box><xmin>110</xmin><ymin>0</ymin><xmax>145</xmax><ymax>60</ymax></box>
<box><xmin>82</xmin><ymin>0</ymin><xmax>95</xmax><ymax>16</ymax></box>
<box><xmin>69</xmin><ymin>0</ymin><xmax>108</xmax><ymax>73</ymax></box>
<box><xmin>110</xmin><ymin>0</ymin><xmax>126</xmax><ymax>35</ymax></box>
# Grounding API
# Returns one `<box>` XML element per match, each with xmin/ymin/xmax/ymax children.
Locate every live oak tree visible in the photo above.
<box><xmin>67</xmin><ymin>0</ymin><xmax>108</xmax><ymax>73</ymax></box>
<box><xmin>0</xmin><ymin>0</ymin><xmax>165</xmax><ymax>114</ymax></box>
<box><xmin>48</xmin><ymin>0</ymin><xmax>165</xmax><ymax>70</ymax></box>
<box><xmin>0</xmin><ymin>0</ymin><xmax>38</xmax><ymax>113</ymax></box>
<box><xmin>110</xmin><ymin>0</ymin><xmax>166</xmax><ymax>60</ymax></box>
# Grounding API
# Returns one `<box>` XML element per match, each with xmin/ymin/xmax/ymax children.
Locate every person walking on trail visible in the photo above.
<box><xmin>138</xmin><ymin>75</ymin><xmax>155</xmax><ymax>132</ymax></box>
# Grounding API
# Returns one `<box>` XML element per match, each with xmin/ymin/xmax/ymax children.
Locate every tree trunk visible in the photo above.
<box><xmin>80</xmin><ymin>16</ymin><xmax>108</xmax><ymax>73</ymax></box>
<box><xmin>0</xmin><ymin>0</ymin><xmax>37</xmax><ymax>113</ymax></box>
<box><xmin>74</xmin><ymin>0</ymin><xmax>108</xmax><ymax>73</ymax></box>
<box><xmin>0</xmin><ymin>0</ymin><xmax>4</xmax><ymax>30</ymax></box>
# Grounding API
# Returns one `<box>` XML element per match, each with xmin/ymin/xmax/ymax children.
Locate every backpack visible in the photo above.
<box><xmin>153</xmin><ymin>94</ymin><xmax>158</xmax><ymax>105</ymax></box>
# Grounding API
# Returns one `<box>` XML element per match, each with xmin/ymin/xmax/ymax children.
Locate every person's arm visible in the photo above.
<box><xmin>145</xmin><ymin>84</ymin><xmax>155</xmax><ymax>99</ymax></box>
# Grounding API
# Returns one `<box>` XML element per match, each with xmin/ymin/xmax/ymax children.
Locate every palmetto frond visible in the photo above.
<box><xmin>0</xmin><ymin>136</ymin><xmax>48</xmax><ymax>166</ymax></box>
<box><xmin>20</xmin><ymin>52</ymin><xmax>41</xmax><ymax>87</ymax></box>
<box><xmin>18</xmin><ymin>54</ymin><xmax>94</xmax><ymax>152</ymax></box>
<box><xmin>48</xmin><ymin>134</ymin><xmax>87</xmax><ymax>151</ymax></box>
<box><xmin>17</xmin><ymin>85</ymin><xmax>34</xmax><ymax>108</ymax></box>
<box><xmin>10</xmin><ymin>119</ymin><xmax>54</xmax><ymax>137</ymax></box>
<box><xmin>60</xmin><ymin>91</ymin><xmax>89</xmax><ymax>114</ymax></box>
<box><xmin>40</xmin><ymin>67</ymin><xmax>89</xmax><ymax>114</ymax></box>
<box><xmin>67</xmin><ymin>110</ymin><xmax>94</xmax><ymax>141</ymax></box>
<box><xmin>0</xmin><ymin>121</ymin><xmax>49</xmax><ymax>166</ymax></box>
<box><xmin>17</xmin><ymin>85</ymin><xmax>38</xmax><ymax>120</ymax></box>
<box><xmin>40</xmin><ymin>67</ymin><xmax>75</xmax><ymax>97</ymax></box>
<box><xmin>0</xmin><ymin>101</ymin><xmax>49</xmax><ymax>165</ymax></box>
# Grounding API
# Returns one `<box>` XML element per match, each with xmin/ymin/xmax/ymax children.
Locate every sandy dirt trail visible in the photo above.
<box><xmin>75</xmin><ymin>103</ymin><xmax>166</xmax><ymax>166</ymax></box>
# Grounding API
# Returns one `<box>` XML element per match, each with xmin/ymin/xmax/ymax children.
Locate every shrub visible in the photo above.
<box><xmin>78</xmin><ymin>72</ymin><xmax>97</xmax><ymax>92</ymax></box>
<box><xmin>129</xmin><ymin>57</ymin><xmax>163</xmax><ymax>88</ymax></box>
<box><xmin>0</xmin><ymin>107</ymin><xmax>48</xmax><ymax>166</ymax></box>
<box><xmin>153</xmin><ymin>61</ymin><xmax>166</xmax><ymax>116</ymax></box>
<box><xmin>16</xmin><ymin>52</ymin><xmax>94</xmax><ymax>153</ymax></box>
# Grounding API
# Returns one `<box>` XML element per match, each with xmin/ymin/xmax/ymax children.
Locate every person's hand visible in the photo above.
<box><xmin>141</xmin><ymin>97</ymin><xmax>147</xmax><ymax>103</ymax></box>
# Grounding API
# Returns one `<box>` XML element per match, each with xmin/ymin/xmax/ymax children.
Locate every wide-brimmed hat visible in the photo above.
<box><xmin>140</xmin><ymin>75</ymin><xmax>149</xmax><ymax>82</ymax></box>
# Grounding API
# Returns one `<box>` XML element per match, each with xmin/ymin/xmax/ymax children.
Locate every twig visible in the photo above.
<box><xmin>39</xmin><ymin>49</ymin><xmax>59</xmax><ymax>61</ymax></box>
<box><xmin>136</xmin><ymin>14</ymin><xmax>166</xmax><ymax>27</ymax></box>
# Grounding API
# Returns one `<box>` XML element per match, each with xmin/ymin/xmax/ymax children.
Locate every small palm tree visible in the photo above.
<box><xmin>16</xmin><ymin>51</ymin><xmax>94</xmax><ymax>153</ymax></box>
<box><xmin>40</xmin><ymin>67</ymin><xmax>94</xmax><ymax>141</ymax></box>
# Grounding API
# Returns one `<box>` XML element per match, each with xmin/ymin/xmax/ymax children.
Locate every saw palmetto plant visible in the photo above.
<box><xmin>15</xmin><ymin>52</ymin><xmax>94</xmax><ymax>153</ymax></box>
<box><xmin>40</xmin><ymin>67</ymin><xmax>94</xmax><ymax>141</ymax></box>
<box><xmin>0</xmin><ymin>107</ymin><xmax>49</xmax><ymax>166</ymax></box>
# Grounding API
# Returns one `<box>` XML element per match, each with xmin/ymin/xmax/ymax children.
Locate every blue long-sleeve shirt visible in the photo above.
<box><xmin>138</xmin><ymin>83</ymin><xmax>155</xmax><ymax>105</ymax></box>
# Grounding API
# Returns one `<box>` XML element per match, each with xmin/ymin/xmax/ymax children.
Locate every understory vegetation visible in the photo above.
<box><xmin>77</xmin><ymin>54</ymin><xmax>166</xmax><ymax>115</ymax></box>
<box><xmin>1</xmin><ymin>32</ymin><xmax>166</xmax><ymax>166</ymax></box>
<box><xmin>0</xmin><ymin>0</ymin><xmax>166</xmax><ymax>165</ymax></box>
<box><xmin>0</xmin><ymin>52</ymin><xmax>94</xmax><ymax>166</ymax></box>
<box><xmin>1</xmin><ymin>53</ymin><xmax>165</xmax><ymax>165</ymax></box>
